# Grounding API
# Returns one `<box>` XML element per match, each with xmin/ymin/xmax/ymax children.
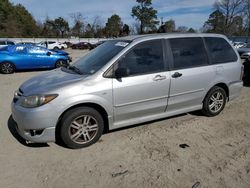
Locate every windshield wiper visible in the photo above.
<box><xmin>67</xmin><ymin>65</ymin><xmax>83</xmax><ymax>75</ymax></box>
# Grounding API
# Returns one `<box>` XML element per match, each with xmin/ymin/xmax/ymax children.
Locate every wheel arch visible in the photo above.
<box><xmin>203</xmin><ymin>82</ymin><xmax>229</xmax><ymax>102</ymax></box>
<box><xmin>55</xmin><ymin>59</ymin><xmax>67</xmax><ymax>68</ymax></box>
<box><xmin>55</xmin><ymin>102</ymin><xmax>110</xmax><ymax>141</ymax></box>
<box><xmin>0</xmin><ymin>61</ymin><xmax>16</xmax><ymax>72</ymax></box>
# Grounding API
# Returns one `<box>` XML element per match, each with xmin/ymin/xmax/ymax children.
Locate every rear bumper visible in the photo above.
<box><xmin>229</xmin><ymin>81</ymin><xmax>243</xmax><ymax>101</ymax></box>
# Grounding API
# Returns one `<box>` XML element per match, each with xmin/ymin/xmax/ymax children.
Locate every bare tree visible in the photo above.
<box><xmin>215</xmin><ymin>0</ymin><xmax>245</xmax><ymax>35</ymax></box>
<box><xmin>70</xmin><ymin>12</ymin><xmax>85</xmax><ymax>37</ymax></box>
<box><xmin>244</xmin><ymin>0</ymin><xmax>250</xmax><ymax>35</ymax></box>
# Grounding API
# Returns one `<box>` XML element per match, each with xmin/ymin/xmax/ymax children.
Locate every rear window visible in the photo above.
<box><xmin>205</xmin><ymin>37</ymin><xmax>238</xmax><ymax>64</ymax></box>
<box><xmin>169</xmin><ymin>37</ymin><xmax>208</xmax><ymax>69</ymax></box>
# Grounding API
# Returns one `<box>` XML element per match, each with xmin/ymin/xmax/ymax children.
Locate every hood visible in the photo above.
<box><xmin>51</xmin><ymin>49</ymin><xmax>69</xmax><ymax>56</ymax></box>
<box><xmin>20</xmin><ymin>68</ymin><xmax>86</xmax><ymax>95</ymax></box>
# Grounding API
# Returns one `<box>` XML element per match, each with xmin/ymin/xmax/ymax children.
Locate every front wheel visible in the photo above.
<box><xmin>59</xmin><ymin>107</ymin><xmax>104</xmax><ymax>149</ymax></box>
<box><xmin>202</xmin><ymin>86</ymin><xmax>227</xmax><ymax>117</ymax></box>
<box><xmin>55</xmin><ymin>60</ymin><xmax>68</xmax><ymax>68</ymax></box>
<box><xmin>0</xmin><ymin>62</ymin><xmax>15</xmax><ymax>74</ymax></box>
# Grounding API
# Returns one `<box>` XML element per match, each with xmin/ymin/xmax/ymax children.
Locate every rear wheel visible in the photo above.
<box><xmin>59</xmin><ymin>107</ymin><xmax>104</xmax><ymax>149</ymax></box>
<box><xmin>0</xmin><ymin>62</ymin><xmax>15</xmax><ymax>74</ymax></box>
<box><xmin>202</xmin><ymin>86</ymin><xmax>227</xmax><ymax>117</ymax></box>
<box><xmin>55</xmin><ymin>60</ymin><xmax>68</xmax><ymax>68</ymax></box>
<box><xmin>53</xmin><ymin>47</ymin><xmax>59</xmax><ymax>51</ymax></box>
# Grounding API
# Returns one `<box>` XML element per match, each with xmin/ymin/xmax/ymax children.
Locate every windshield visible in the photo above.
<box><xmin>72</xmin><ymin>40</ymin><xmax>130</xmax><ymax>75</ymax></box>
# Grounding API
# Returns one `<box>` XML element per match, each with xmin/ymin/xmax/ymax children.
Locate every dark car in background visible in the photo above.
<box><xmin>89</xmin><ymin>40</ymin><xmax>106</xmax><ymax>50</ymax></box>
<box><xmin>71</xmin><ymin>42</ymin><xmax>92</xmax><ymax>50</ymax></box>
<box><xmin>0</xmin><ymin>45</ymin><xmax>71</xmax><ymax>74</ymax></box>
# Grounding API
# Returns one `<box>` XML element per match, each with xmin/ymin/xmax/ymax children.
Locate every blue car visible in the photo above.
<box><xmin>0</xmin><ymin>45</ymin><xmax>72</xmax><ymax>74</ymax></box>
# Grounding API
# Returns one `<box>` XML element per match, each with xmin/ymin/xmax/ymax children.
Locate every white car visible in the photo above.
<box><xmin>37</xmin><ymin>41</ymin><xmax>67</xmax><ymax>50</ymax></box>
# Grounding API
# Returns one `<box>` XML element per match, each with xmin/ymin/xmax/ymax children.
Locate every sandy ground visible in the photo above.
<box><xmin>0</xmin><ymin>49</ymin><xmax>250</xmax><ymax>188</ymax></box>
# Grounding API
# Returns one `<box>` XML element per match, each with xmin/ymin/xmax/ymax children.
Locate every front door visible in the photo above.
<box><xmin>28</xmin><ymin>46</ymin><xmax>53</xmax><ymax>68</ymax></box>
<box><xmin>112</xmin><ymin>39</ymin><xmax>171</xmax><ymax>128</ymax></box>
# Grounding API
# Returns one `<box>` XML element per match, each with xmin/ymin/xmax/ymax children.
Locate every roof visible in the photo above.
<box><xmin>119</xmin><ymin>33</ymin><xmax>227</xmax><ymax>42</ymax></box>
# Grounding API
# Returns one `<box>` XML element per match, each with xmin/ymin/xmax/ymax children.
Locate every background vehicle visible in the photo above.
<box><xmin>89</xmin><ymin>41</ymin><xmax>106</xmax><ymax>50</ymax></box>
<box><xmin>11</xmin><ymin>34</ymin><xmax>243</xmax><ymax>149</ymax></box>
<box><xmin>71</xmin><ymin>42</ymin><xmax>92</xmax><ymax>50</ymax></box>
<box><xmin>17</xmin><ymin>42</ymin><xmax>35</xmax><ymax>45</ymax></box>
<box><xmin>63</xmin><ymin>41</ymin><xmax>73</xmax><ymax>48</ymax></box>
<box><xmin>0</xmin><ymin>45</ymin><xmax>71</xmax><ymax>74</ymax></box>
<box><xmin>237</xmin><ymin>43</ymin><xmax>250</xmax><ymax>59</ymax></box>
<box><xmin>233</xmin><ymin>42</ymin><xmax>246</xmax><ymax>49</ymax></box>
<box><xmin>37</xmin><ymin>41</ymin><xmax>67</xmax><ymax>50</ymax></box>
<box><xmin>0</xmin><ymin>40</ymin><xmax>15</xmax><ymax>49</ymax></box>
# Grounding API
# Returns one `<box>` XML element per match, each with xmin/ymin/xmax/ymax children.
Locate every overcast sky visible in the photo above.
<box><xmin>10</xmin><ymin>0</ymin><xmax>216</xmax><ymax>29</ymax></box>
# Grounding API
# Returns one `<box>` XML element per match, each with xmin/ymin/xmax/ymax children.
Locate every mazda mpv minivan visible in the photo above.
<box><xmin>11</xmin><ymin>34</ymin><xmax>243</xmax><ymax>149</ymax></box>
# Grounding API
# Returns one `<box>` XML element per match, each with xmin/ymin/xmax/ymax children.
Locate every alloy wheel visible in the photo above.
<box><xmin>208</xmin><ymin>91</ymin><xmax>224</xmax><ymax>113</ymax></box>
<box><xmin>1</xmin><ymin>62</ymin><xmax>14</xmax><ymax>74</ymax></box>
<box><xmin>68</xmin><ymin>115</ymin><xmax>99</xmax><ymax>144</ymax></box>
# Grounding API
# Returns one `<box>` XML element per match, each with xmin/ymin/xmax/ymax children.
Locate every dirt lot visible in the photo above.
<box><xmin>0</xmin><ymin>49</ymin><xmax>250</xmax><ymax>188</ymax></box>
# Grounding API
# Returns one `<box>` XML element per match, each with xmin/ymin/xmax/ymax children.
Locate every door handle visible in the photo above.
<box><xmin>172</xmin><ymin>72</ymin><xmax>182</xmax><ymax>78</ymax></box>
<box><xmin>153</xmin><ymin>75</ymin><xmax>166</xmax><ymax>81</ymax></box>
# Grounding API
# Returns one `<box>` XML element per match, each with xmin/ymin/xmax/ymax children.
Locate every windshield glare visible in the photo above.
<box><xmin>73</xmin><ymin>40</ymin><xmax>130</xmax><ymax>75</ymax></box>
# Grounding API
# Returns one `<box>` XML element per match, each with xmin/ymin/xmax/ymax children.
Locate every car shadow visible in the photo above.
<box><xmin>7</xmin><ymin>115</ymin><xmax>49</xmax><ymax>148</ymax></box>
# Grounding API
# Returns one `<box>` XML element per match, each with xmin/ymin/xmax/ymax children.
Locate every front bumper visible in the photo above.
<box><xmin>68</xmin><ymin>56</ymin><xmax>72</xmax><ymax>62</ymax></box>
<box><xmin>11</xmin><ymin>102</ymin><xmax>57</xmax><ymax>143</ymax></box>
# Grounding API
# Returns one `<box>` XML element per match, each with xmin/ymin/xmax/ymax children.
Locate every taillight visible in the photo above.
<box><xmin>240</xmin><ymin>66</ymin><xmax>244</xmax><ymax>80</ymax></box>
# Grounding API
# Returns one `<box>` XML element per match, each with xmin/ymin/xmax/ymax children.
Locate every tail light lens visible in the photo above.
<box><xmin>240</xmin><ymin>66</ymin><xmax>244</xmax><ymax>80</ymax></box>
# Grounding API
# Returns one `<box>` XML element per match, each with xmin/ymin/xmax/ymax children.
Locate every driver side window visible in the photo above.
<box><xmin>115</xmin><ymin>39</ymin><xmax>165</xmax><ymax>77</ymax></box>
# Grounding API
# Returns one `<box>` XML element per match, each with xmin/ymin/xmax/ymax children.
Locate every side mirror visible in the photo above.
<box><xmin>114</xmin><ymin>67</ymin><xmax>128</xmax><ymax>79</ymax></box>
<box><xmin>46</xmin><ymin>51</ymin><xmax>52</xmax><ymax>56</ymax></box>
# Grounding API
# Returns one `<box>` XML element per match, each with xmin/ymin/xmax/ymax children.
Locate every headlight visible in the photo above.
<box><xmin>20</xmin><ymin>94</ymin><xmax>58</xmax><ymax>108</ymax></box>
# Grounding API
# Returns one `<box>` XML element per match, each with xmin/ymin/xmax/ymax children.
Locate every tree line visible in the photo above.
<box><xmin>1</xmin><ymin>0</ymin><xmax>250</xmax><ymax>38</ymax></box>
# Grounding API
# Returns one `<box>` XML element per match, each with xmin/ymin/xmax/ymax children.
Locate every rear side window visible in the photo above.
<box><xmin>205</xmin><ymin>37</ymin><xmax>237</xmax><ymax>64</ymax></box>
<box><xmin>169</xmin><ymin>37</ymin><xmax>208</xmax><ymax>69</ymax></box>
<box><xmin>117</xmin><ymin>40</ymin><xmax>165</xmax><ymax>76</ymax></box>
<box><xmin>0</xmin><ymin>41</ymin><xmax>6</xmax><ymax>45</ymax></box>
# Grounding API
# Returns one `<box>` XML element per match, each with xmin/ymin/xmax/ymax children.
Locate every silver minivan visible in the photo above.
<box><xmin>11</xmin><ymin>34</ymin><xmax>243</xmax><ymax>148</ymax></box>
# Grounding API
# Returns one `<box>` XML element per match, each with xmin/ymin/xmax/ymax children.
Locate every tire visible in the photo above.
<box><xmin>55</xmin><ymin>60</ymin><xmax>68</xmax><ymax>68</ymax></box>
<box><xmin>59</xmin><ymin>107</ymin><xmax>104</xmax><ymax>149</ymax></box>
<box><xmin>61</xmin><ymin>46</ymin><xmax>65</xmax><ymax>50</ymax></box>
<box><xmin>202</xmin><ymin>86</ymin><xmax>227</xmax><ymax>117</ymax></box>
<box><xmin>0</xmin><ymin>62</ymin><xmax>15</xmax><ymax>74</ymax></box>
<box><xmin>53</xmin><ymin>47</ymin><xmax>59</xmax><ymax>51</ymax></box>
